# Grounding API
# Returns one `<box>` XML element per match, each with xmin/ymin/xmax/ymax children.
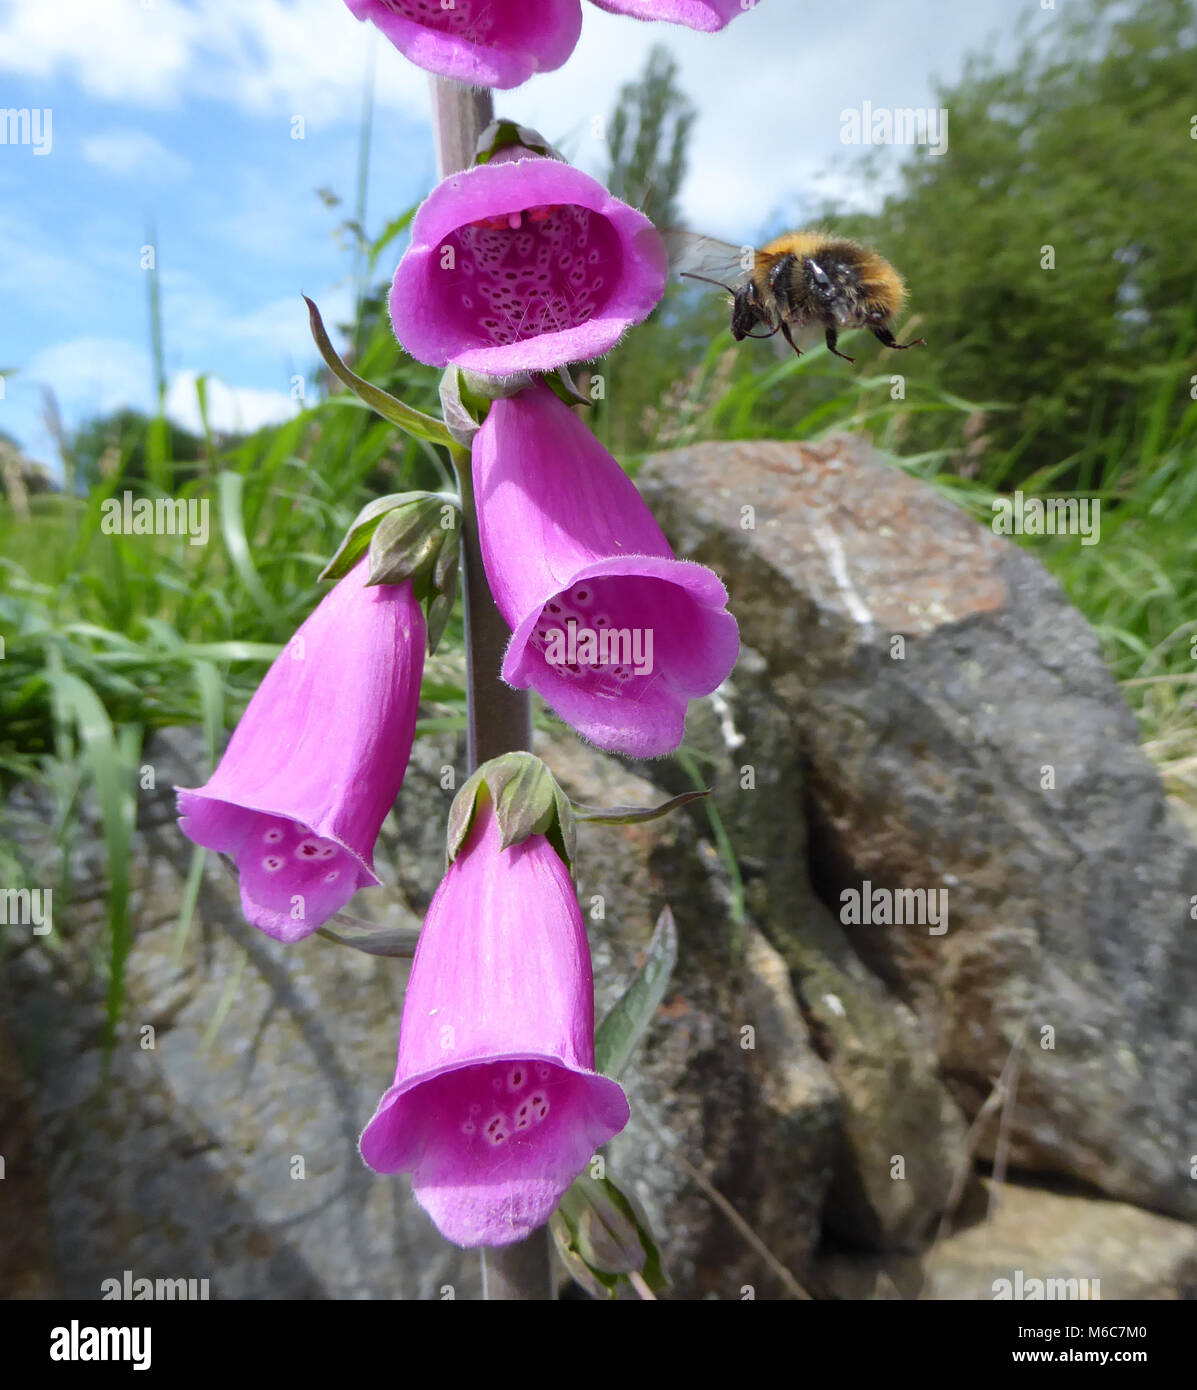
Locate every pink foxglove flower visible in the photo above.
<box><xmin>177</xmin><ymin>562</ymin><xmax>425</xmax><ymax>943</ymax></box>
<box><xmin>360</xmin><ymin>800</ymin><xmax>628</xmax><ymax>1247</ymax></box>
<box><xmin>342</xmin><ymin>0</ymin><xmax>582</xmax><ymax>89</ymax></box>
<box><xmin>588</xmin><ymin>0</ymin><xmax>751</xmax><ymax>30</ymax></box>
<box><xmin>474</xmin><ymin>384</ymin><xmax>739</xmax><ymax>757</ymax></box>
<box><xmin>390</xmin><ymin>151</ymin><xmax>667</xmax><ymax>374</ymax></box>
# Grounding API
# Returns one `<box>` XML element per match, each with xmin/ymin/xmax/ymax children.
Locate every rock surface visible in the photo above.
<box><xmin>626</xmin><ymin>647</ymin><xmax>970</xmax><ymax>1249</ymax></box>
<box><xmin>818</xmin><ymin>1178</ymin><xmax>1197</xmax><ymax>1300</ymax></box>
<box><xmin>638</xmin><ymin>434</ymin><xmax>1197</xmax><ymax>1223</ymax></box>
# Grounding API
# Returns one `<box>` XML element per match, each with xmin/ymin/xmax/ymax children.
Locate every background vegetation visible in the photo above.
<box><xmin>2</xmin><ymin>0</ymin><xmax>1194</xmax><ymax>1031</ymax></box>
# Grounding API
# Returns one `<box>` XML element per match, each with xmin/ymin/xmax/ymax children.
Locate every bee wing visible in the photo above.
<box><xmin>661</xmin><ymin>230</ymin><xmax>759</xmax><ymax>289</ymax></box>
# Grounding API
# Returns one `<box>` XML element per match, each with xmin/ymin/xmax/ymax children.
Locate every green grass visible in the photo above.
<box><xmin>0</xmin><ymin>273</ymin><xmax>466</xmax><ymax>1043</ymax></box>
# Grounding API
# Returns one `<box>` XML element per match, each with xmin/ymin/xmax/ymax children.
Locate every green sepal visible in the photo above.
<box><xmin>594</xmin><ymin>905</ymin><xmax>678</xmax><ymax>1080</ymax></box>
<box><xmin>320</xmin><ymin>490</ymin><xmax>461</xmax><ymax>655</ymax></box>
<box><xmin>304</xmin><ymin>295</ymin><xmax>453</xmax><ymax>448</ymax></box>
<box><xmin>551</xmin><ymin>1171</ymin><xmax>668</xmax><ymax>1299</ymax></box>
<box><xmin>572</xmin><ymin>787</ymin><xmax>709</xmax><ymax>827</ymax></box>
<box><xmin>367</xmin><ymin>494</ymin><xmax>448</xmax><ymax>585</ymax></box>
<box><xmin>445</xmin><ymin>752</ymin><xmax>575</xmax><ymax>873</ymax></box>
<box><xmin>365</xmin><ymin>495</ymin><xmax>461</xmax><ymax>655</ymax></box>
<box><xmin>440</xmin><ymin>365</ymin><xmax>539</xmax><ymax>446</ymax></box>
<box><xmin>438</xmin><ymin>365</ymin><xmax>489</xmax><ymax>448</ymax></box>
<box><xmin>319</xmin><ymin>491</ymin><xmax>438</xmax><ymax>582</ymax></box>
<box><xmin>474</xmin><ymin>118</ymin><xmax>564</xmax><ymax>166</ymax></box>
<box><xmin>541</xmin><ymin>365</ymin><xmax>592</xmax><ymax>408</ymax></box>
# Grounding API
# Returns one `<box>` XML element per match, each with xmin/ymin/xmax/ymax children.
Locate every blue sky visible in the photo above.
<box><xmin>0</xmin><ymin>0</ymin><xmax>1047</xmax><ymax>467</ymax></box>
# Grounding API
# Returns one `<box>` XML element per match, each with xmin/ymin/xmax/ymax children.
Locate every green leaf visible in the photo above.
<box><xmin>43</xmin><ymin>668</ymin><xmax>137</xmax><ymax>1054</ymax></box>
<box><xmin>572</xmin><ymin>787</ymin><xmax>709</xmax><ymax>826</ymax></box>
<box><xmin>304</xmin><ymin>296</ymin><xmax>453</xmax><ymax>448</ymax></box>
<box><xmin>191</xmin><ymin>658</ymin><xmax>223</xmax><ymax>771</ymax></box>
<box><xmin>317</xmin><ymin>916</ymin><xmax>421</xmax><ymax>958</ymax></box>
<box><xmin>594</xmin><ymin>904</ymin><xmax>678</xmax><ymax>1079</ymax></box>
<box><xmin>368</xmin><ymin>206</ymin><xmax>416</xmax><ymax>271</ymax></box>
<box><xmin>216</xmin><ymin>471</ymin><xmax>275</xmax><ymax>617</ymax></box>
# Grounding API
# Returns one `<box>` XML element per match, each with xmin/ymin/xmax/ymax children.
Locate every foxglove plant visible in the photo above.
<box><xmin>342</xmin><ymin>0</ymin><xmax>583</xmax><ymax>88</ymax></box>
<box><xmin>177</xmin><ymin>559</ymin><xmax>425</xmax><ymax>942</ymax></box>
<box><xmin>474</xmin><ymin>383</ymin><xmax>739</xmax><ymax>756</ymax></box>
<box><xmin>196</xmin><ymin>0</ymin><xmax>747</xmax><ymax>1296</ymax></box>
<box><xmin>361</xmin><ymin>786</ymin><xmax>629</xmax><ymax>1246</ymax></box>
<box><xmin>389</xmin><ymin>149</ymin><xmax>668</xmax><ymax>373</ymax></box>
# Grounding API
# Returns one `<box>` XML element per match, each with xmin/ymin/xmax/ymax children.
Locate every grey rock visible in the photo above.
<box><xmin>818</xmin><ymin>1178</ymin><xmax>1197</xmax><ymax>1300</ymax></box>
<box><xmin>626</xmin><ymin>645</ymin><xmax>970</xmax><ymax>1249</ymax></box>
<box><xmin>638</xmin><ymin>434</ymin><xmax>1197</xmax><ymax>1222</ymax></box>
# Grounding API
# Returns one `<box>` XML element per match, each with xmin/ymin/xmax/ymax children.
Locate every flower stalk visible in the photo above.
<box><xmin>430</xmin><ymin>77</ymin><xmax>546</xmax><ymax>1299</ymax></box>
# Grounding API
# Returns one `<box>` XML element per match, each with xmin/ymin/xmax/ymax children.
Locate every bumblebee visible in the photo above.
<box><xmin>666</xmin><ymin>229</ymin><xmax>926</xmax><ymax>364</ymax></box>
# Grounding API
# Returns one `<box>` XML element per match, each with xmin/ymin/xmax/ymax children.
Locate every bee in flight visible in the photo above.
<box><xmin>665</xmin><ymin>229</ymin><xmax>926</xmax><ymax>365</ymax></box>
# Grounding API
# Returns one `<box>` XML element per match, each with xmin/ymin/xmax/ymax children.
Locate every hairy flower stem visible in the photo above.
<box><xmin>431</xmin><ymin>77</ymin><xmax>547</xmax><ymax>1299</ymax></box>
<box><xmin>450</xmin><ymin>442</ymin><xmax>533</xmax><ymax>767</ymax></box>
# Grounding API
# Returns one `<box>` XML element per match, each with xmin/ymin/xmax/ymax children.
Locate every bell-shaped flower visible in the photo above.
<box><xmin>473</xmin><ymin>384</ymin><xmax>739</xmax><ymax>757</ymax></box>
<box><xmin>390</xmin><ymin>151</ymin><xmax>667</xmax><ymax>375</ymax></box>
<box><xmin>588</xmin><ymin>0</ymin><xmax>750</xmax><ymax>30</ymax></box>
<box><xmin>176</xmin><ymin>561</ymin><xmax>425</xmax><ymax>943</ymax></box>
<box><xmin>342</xmin><ymin>0</ymin><xmax>582</xmax><ymax>89</ymax></box>
<box><xmin>360</xmin><ymin>798</ymin><xmax>629</xmax><ymax>1247</ymax></box>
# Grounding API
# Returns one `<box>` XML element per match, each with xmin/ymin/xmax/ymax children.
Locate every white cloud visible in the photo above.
<box><xmin>152</xmin><ymin>271</ymin><xmax>357</xmax><ymax>375</ymax></box>
<box><xmin>82</xmin><ymin>128</ymin><xmax>190</xmax><ymax>181</ymax></box>
<box><xmin>0</xmin><ymin>0</ymin><xmax>197</xmax><ymax>104</ymax></box>
<box><xmin>24</xmin><ymin>336</ymin><xmax>152</xmax><ymax>417</ymax></box>
<box><xmin>165</xmin><ymin>370</ymin><xmax>300</xmax><ymax>436</ymax></box>
<box><xmin>18</xmin><ymin>334</ymin><xmax>302</xmax><ymax>440</ymax></box>
<box><xmin>0</xmin><ymin>0</ymin><xmax>427</xmax><ymax>121</ymax></box>
<box><xmin>0</xmin><ymin>0</ymin><xmax>1050</xmax><ymax>240</ymax></box>
<box><xmin>518</xmin><ymin>1</ymin><xmax>1047</xmax><ymax>236</ymax></box>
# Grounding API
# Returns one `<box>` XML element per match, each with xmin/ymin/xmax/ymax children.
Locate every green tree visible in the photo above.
<box><xmin>839</xmin><ymin>0</ymin><xmax>1197</xmax><ymax>480</ymax></box>
<box><xmin>605</xmin><ymin>44</ymin><xmax>694</xmax><ymax>229</ymax></box>
<box><xmin>69</xmin><ymin>408</ymin><xmax>204</xmax><ymax>494</ymax></box>
<box><xmin>599</xmin><ymin>44</ymin><xmax>719</xmax><ymax>456</ymax></box>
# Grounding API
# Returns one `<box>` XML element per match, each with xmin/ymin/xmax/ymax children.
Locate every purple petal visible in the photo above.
<box><xmin>344</xmin><ymin>0</ymin><xmax>583</xmax><ymax>88</ymax></box>
<box><xmin>360</xmin><ymin>803</ymin><xmax>629</xmax><ymax>1246</ymax></box>
<box><xmin>588</xmin><ymin>0</ymin><xmax>748</xmax><ymax>31</ymax></box>
<box><xmin>390</xmin><ymin>155</ymin><xmax>667</xmax><ymax>373</ymax></box>
<box><xmin>473</xmin><ymin>386</ymin><xmax>740</xmax><ymax>756</ymax></box>
<box><xmin>176</xmin><ymin>563</ymin><xmax>425</xmax><ymax>941</ymax></box>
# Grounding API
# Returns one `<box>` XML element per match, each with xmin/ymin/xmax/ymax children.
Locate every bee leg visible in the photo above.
<box><xmin>824</xmin><ymin>325</ymin><xmax>856</xmax><ymax>365</ymax></box>
<box><xmin>871</xmin><ymin>324</ymin><xmax>927</xmax><ymax>351</ymax></box>
<box><xmin>780</xmin><ymin>322</ymin><xmax>804</xmax><ymax>357</ymax></box>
